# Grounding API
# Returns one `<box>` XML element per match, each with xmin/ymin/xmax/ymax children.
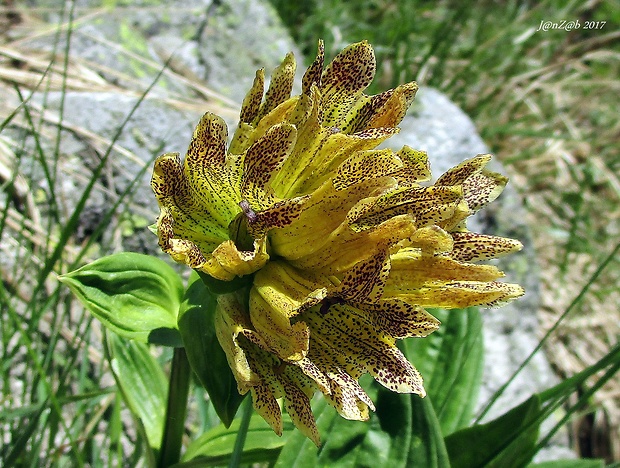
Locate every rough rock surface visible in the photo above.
<box><xmin>16</xmin><ymin>0</ymin><xmax>572</xmax><ymax>461</ymax></box>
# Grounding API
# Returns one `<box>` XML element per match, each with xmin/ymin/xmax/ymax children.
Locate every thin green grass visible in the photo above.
<box><xmin>1</xmin><ymin>2</ymin><xmax>240</xmax><ymax>462</ymax></box>
<box><xmin>0</xmin><ymin>6</ymin><xmax>179</xmax><ymax>465</ymax></box>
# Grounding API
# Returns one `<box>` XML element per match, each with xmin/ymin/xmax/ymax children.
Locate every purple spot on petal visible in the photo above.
<box><xmin>240</xmin><ymin>199</ymin><xmax>258</xmax><ymax>223</ymax></box>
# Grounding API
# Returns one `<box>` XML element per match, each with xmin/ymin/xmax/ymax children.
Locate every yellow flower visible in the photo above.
<box><xmin>151</xmin><ymin>41</ymin><xmax>524</xmax><ymax>445</ymax></box>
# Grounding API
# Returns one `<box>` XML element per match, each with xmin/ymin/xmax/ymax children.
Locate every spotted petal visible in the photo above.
<box><xmin>151</xmin><ymin>41</ymin><xmax>525</xmax><ymax>447</ymax></box>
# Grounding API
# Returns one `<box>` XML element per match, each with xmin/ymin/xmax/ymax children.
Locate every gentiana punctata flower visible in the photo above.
<box><xmin>151</xmin><ymin>40</ymin><xmax>524</xmax><ymax>445</ymax></box>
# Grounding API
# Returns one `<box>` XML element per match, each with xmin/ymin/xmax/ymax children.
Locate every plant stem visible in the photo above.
<box><xmin>159</xmin><ymin>347</ymin><xmax>191</xmax><ymax>468</ymax></box>
<box><xmin>228</xmin><ymin>396</ymin><xmax>253</xmax><ymax>468</ymax></box>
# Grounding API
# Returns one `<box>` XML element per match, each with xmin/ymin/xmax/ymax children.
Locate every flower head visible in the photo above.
<box><xmin>152</xmin><ymin>41</ymin><xmax>524</xmax><ymax>445</ymax></box>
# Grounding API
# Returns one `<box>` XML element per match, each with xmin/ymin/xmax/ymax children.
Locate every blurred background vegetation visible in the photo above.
<box><xmin>1</xmin><ymin>0</ymin><xmax>618</xmax><ymax>464</ymax></box>
<box><xmin>266</xmin><ymin>0</ymin><xmax>620</xmax><ymax>458</ymax></box>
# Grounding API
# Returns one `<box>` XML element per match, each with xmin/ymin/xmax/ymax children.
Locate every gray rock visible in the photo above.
<box><xmin>25</xmin><ymin>0</ymin><xmax>303</xmax><ymax>101</ymax></box>
<box><xmin>34</xmin><ymin>91</ymin><xmax>202</xmax><ymax>243</ymax></box>
<box><xmin>195</xmin><ymin>0</ymin><xmax>304</xmax><ymax>99</ymax></box>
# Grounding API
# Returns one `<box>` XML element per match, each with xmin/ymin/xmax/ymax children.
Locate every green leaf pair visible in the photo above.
<box><xmin>59</xmin><ymin>253</ymin><xmax>245</xmax><ymax>456</ymax></box>
<box><xmin>59</xmin><ymin>252</ymin><xmax>184</xmax><ymax>347</ymax></box>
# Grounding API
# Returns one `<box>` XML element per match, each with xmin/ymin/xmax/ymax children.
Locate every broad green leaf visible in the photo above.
<box><xmin>356</xmin><ymin>387</ymin><xmax>413</xmax><ymax>467</ymax></box>
<box><xmin>460</xmin><ymin>342</ymin><xmax>620</xmax><ymax>466</ymax></box>
<box><xmin>532</xmin><ymin>343</ymin><xmax>620</xmax><ymax>459</ymax></box>
<box><xmin>106</xmin><ymin>333</ymin><xmax>167</xmax><ymax>458</ymax></box>
<box><xmin>197</xmin><ymin>270</ymin><xmax>253</xmax><ymax>295</ymax></box>
<box><xmin>445</xmin><ymin>395</ymin><xmax>541</xmax><ymax>468</ymax></box>
<box><xmin>276</xmin><ymin>380</ymin><xmax>449</xmax><ymax>468</ymax></box>
<box><xmin>177</xmin><ymin>272</ymin><xmax>245</xmax><ymax>427</ymax></box>
<box><xmin>408</xmin><ymin>396</ymin><xmax>451</xmax><ymax>468</ymax></box>
<box><xmin>403</xmin><ymin>307</ymin><xmax>484</xmax><ymax>435</ymax></box>
<box><xmin>178</xmin><ymin>413</ymin><xmax>293</xmax><ymax>466</ymax></box>
<box><xmin>538</xmin><ymin>342</ymin><xmax>620</xmax><ymax>408</ymax></box>
<box><xmin>529</xmin><ymin>461</ymin><xmax>605</xmax><ymax>468</ymax></box>
<box><xmin>59</xmin><ymin>252</ymin><xmax>184</xmax><ymax>346</ymax></box>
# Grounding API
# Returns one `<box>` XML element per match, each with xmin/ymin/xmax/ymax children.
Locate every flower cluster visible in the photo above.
<box><xmin>151</xmin><ymin>41</ymin><xmax>524</xmax><ymax>445</ymax></box>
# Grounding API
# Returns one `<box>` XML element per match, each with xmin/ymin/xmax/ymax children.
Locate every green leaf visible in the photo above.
<box><xmin>529</xmin><ymin>461</ymin><xmax>605</xmax><ymax>468</ymax></box>
<box><xmin>356</xmin><ymin>387</ymin><xmax>413</xmax><ymax>467</ymax></box>
<box><xmin>197</xmin><ymin>270</ymin><xmax>253</xmax><ymax>295</ymax></box>
<box><xmin>445</xmin><ymin>395</ymin><xmax>541</xmax><ymax>468</ymax></box>
<box><xmin>59</xmin><ymin>252</ymin><xmax>184</xmax><ymax>346</ymax></box>
<box><xmin>403</xmin><ymin>307</ymin><xmax>484</xmax><ymax>435</ymax></box>
<box><xmin>408</xmin><ymin>395</ymin><xmax>451</xmax><ymax>468</ymax></box>
<box><xmin>276</xmin><ymin>380</ymin><xmax>449</xmax><ymax>468</ymax></box>
<box><xmin>462</xmin><ymin>342</ymin><xmax>620</xmax><ymax>466</ymax></box>
<box><xmin>177</xmin><ymin>272</ymin><xmax>245</xmax><ymax>427</ymax></box>
<box><xmin>533</xmin><ymin>342</ymin><xmax>620</xmax><ymax>457</ymax></box>
<box><xmin>178</xmin><ymin>413</ymin><xmax>292</xmax><ymax>466</ymax></box>
<box><xmin>106</xmin><ymin>333</ymin><xmax>167</xmax><ymax>458</ymax></box>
